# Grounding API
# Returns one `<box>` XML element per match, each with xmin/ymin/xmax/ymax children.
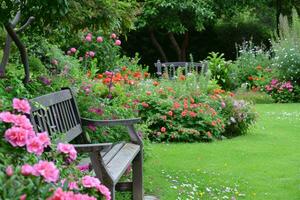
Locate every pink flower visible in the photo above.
<box><xmin>0</xmin><ymin>111</ymin><xmax>15</xmax><ymax>123</ymax></box>
<box><xmin>160</xmin><ymin>127</ymin><xmax>166</xmax><ymax>133</ymax></box>
<box><xmin>57</xmin><ymin>143</ymin><xmax>77</xmax><ymax>161</ymax></box>
<box><xmin>114</xmin><ymin>40</ymin><xmax>121</xmax><ymax>46</ymax></box>
<box><xmin>20</xmin><ymin>194</ymin><xmax>27</xmax><ymax>200</ymax></box>
<box><xmin>82</xmin><ymin>175</ymin><xmax>101</xmax><ymax>188</ymax></box>
<box><xmin>13</xmin><ymin>98</ymin><xmax>31</xmax><ymax>114</ymax></box>
<box><xmin>70</xmin><ymin>48</ymin><xmax>77</xmax><ymax>53</ymax></box>
<box><xmin>85</xmin><ymin>35</ymin><xmax>92</xmax><ymax>42</ymax></box>
<box><xmin>110</xmin><ymin>33</ymin><xmax>117</xmax><ymax>39</ymax></box>
<box><xmin>26</xmin><ymin>137</ymin><xmax>44</xmax><ymax>156</ymax></box>
<box><xmin>89</xmin><ymin>51</ymin><xmax>95</xmax><ymax>57</ymax></box>
<box><xmin>13</xmin><ymin>115</ymin><xmax>33</xmax><ymax>130</ymax></box>
<box><xmin>97</xmin><ymin>36</ymin><xmax>103</xmax><ymax>43</ymax></box>
<box><xmin>77</xmin><ymin>164</ymin><xmax>90</xmax><ymax>172</ymax></box>
<box><xmin>68</xmin><ymin>181</ymin><xmax>79</xmax><ymax>190</ymax></box>
<box><xmin>6</xmin><ymin>165</ymin><xmax>13</xmax><ymax>176</ymax></box>
<box><xmin>33</xmin><ymin>160</ymin><xmax>59</xmax><ymax>183</ymax></box>
<box><xmin>96</xmin><ymin>184</ymin><xmax>111</xmax><ymax>200</ymax></box>
<box><xmin>67</xmin><ymin>50</ymin><xmax>72</xmax><ymax>55</ymax></box>
<box><xmin>79</xmin><ymin>57</ymin><xmax>83</xmax><ymax>61</ymax></box>
<box><xmin>47</xmin><ymin>188</ymin><xmax>97</xmax><ymax>200</ymax></box>
<box><xmin>37</xmin><ymin>132</ymin><xmax>51</xmax><ymax>147</ymax></box>
<box><xmin>21</xmin><ymin>164</ymin><xmax>35</xmax><ymax>176</ymax></box>
<box><xmin>4</xmin><ymin>127</ymin><xmax>33</xmax><ymax>147</ymax></box>
<box><xmin>221</xmin><ymin>101</ymin><xmax>226</xmax><ymax>108</ymax></box>
<box><xmin>51</xmin><ymin>59</ymin><xmax>58</xmax><ymax>66</ymax></box>
<box><xmin>271</xmin><ymin>79</ymin><xmax>278</xmax><ymax>86</ymax></box>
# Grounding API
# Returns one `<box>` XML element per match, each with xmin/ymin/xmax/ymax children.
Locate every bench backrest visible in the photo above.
<box><xmin>29</xmin><ymin>88</ymin><xmax>84</xmax><ymax>143</ymax></box>
<box><xmin>154</xmin><ymin>60</ymin><xmax>208</xmax><ymax>78</ymax></box>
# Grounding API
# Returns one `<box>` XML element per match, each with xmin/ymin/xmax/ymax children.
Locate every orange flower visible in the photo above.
<box><xmin>158</xmin><ymin>88</ymin><xmax>164</xmax><ymax>93</ymax></box>
<box><xmin>97</xmin><ymin>74</ymin><xmax>103</xmax><ymax>79</ymax></box>
<box><xmin>141</xmin><ymin>102</ymin><xmax>149</xmax><ymax>108</ymax></box>
<box><xmin>133</xmin><ymin>71</ymin><xmax>142</xmax><ymax>79</ymax></box>
<box><xmin>248</xmin><ymin>76</ymin><xmax>253</xmax><ymax>81</ymax></box>
<box><xmin>146</xmin><ymin>91</ymin><xmax>151</xmax><ymax>96</ymax></box>
<box><xmin>228</xmin><ymin>92</ymin><xmax>235</xmax><ymax>97</ymax></box>
<box><xmin>256</xmin><ymin>65</ymin><xmax>262</xmax><ymax>70</ymax></box>
<box><xmin>153</xmin><ymin>81</ymin><xmax>159</xmax><ymax>86</ymax></box>
<box><xmin>86</xmin><ymin>70</ymin><xmax>91</xmax><ymax>77</ymax></box>
<box><xmin>173</xmin><ymin>102</ymin><xmax>181</xmax><ymax>109</ymax></box>
<box><xmin>122</xmin><ymin>66</ymin><xmax>127</xmax><ymax>71</ymax></box>
<box><xmin>179</xmin><ymin>75</ymin><xmax>186</xmax><ymax>81</ymax></box>
<box><xmin>144</xmin><ymin>72</ymin><xmax>150</xmax><ymax>78</ymax></box>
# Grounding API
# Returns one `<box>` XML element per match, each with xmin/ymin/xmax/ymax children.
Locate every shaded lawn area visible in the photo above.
<box><xmin>143</xmin><ymin>104</ymin><xmax>300</xmax><ymax>200</ymax></box>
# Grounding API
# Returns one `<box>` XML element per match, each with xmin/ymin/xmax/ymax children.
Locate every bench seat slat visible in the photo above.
<box><xmin>106</xmin><ymin>143</ymin><xmax>140</xmax><ymax>183</ymax></box>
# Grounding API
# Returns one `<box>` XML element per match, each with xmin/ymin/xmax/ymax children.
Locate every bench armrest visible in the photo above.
<box><xmin>81</xmin><ymin>117</ymin><xmax>141</xmax><ymax>127</ymax></box>
<box><xmin>73</xmin><ymin>143</ymin><xmax>112</xmax><ymax>153</ymax></box>
<box><xmin>81</xmin><ymin>117</ymin><xmax>143</xmax><ymax>145</ymax></box>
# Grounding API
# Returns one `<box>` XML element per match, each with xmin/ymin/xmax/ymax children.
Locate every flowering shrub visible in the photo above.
<box><xmin>0</xmin><ymin>99</ymin><xmax>111</xmax><ymax>199</ymax></box>
<box><xmin>264</xmin><ymin>79</ymin><xmax>300</xmax><ymax>103</ymax></box>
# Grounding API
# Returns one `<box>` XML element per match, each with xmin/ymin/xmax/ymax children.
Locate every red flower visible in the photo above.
<box><xmin>207</xmin><ymin>131</ymin><xmax>212</xmax><ymax>138</ymax></box>
<box><xmin>167</xmin><ymin>111</ymin><xmax>173</xmax><ymax>116</ymax></box>
<box><xmin>146</xmin><ymin>91</ymin><xmax>151</xmax><ymax>96</ymax></box>
<box><xmin>211</xmin><ymin>121</ymin><xmax>217</xmax><ymax>126</ymax></box>
<box><xmin>153</xmin><ymin>81</ymin><xmax>159</xmax><ymax>86</ymax></box>
<box><xmin>189</xmin><ymin>111</ymin><xmax>197</xmax><ymax>117</ymax></box>
<box><xmin>144</xmin><ymin>72</ymin><xmax>150</xmax><ymax>78</ymax></box>
<box><xmin>141</xmin><ymin>102</ymin><xmax>149</xmax><ymax>108</ymax></box>
<box><xmin>181</xmin><ymin>110</ymin><xmax>188</xmax><ymax>117</ymax></box>
<box><xmin>160</xmin><ymin>127</ymin><xmax>166</xmax><ymax>133</ymax></box>
<box><xmin>122</xmin><ymin>66</ymin><xmax>127</xmax><ymax>71</ymax></box>
<box><xmin>173</xmin><ymin>102</ymin><xmax>181</xmax><ymax>109</ymax></box>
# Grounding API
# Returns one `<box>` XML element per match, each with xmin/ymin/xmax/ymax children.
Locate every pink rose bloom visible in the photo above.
<box><xmin>13</xmin><ymin>98</ymin><xmax>31</xmax><ymax>114</ymax></box>
<box><xmin>37</xmin><ymin>132</ymin><xmax>51</xmax><ymax>147</ymax></box>
<box><xmin>110</xmin><ymin>33</ymin><xmax>117</xmax><ymax>39</ymax></box>
<box><xmin>11</xmin><ymin>114</ymin><xmax>33</xmax><ymax>131</ymax></box>
<box><xmin>67</xmin><ymin>50</ymin><xmax>72</xmax><ymax>55</ymax></box>
<box><xmin>70</xmin><ymin>48</ymin><xmax>77</xmax><ymax>53</ymax></box>
<box><xmin>97</xmin><ymin>36</ymin><xmax>103</xmax><ymax>43</ymax></box>
<box><xmin>77</xmin><ymin>164</ymin><xmax>90</xmax><ymax>172</ymax></box>
<box><xmin>89</xmin><ymin>51</ymin><xmax>95</xmax><ymax>57</ymax></box>
<box><xmin>20</xmin><ymin>194</ymin><xmax>27</xmax><ymax>200</ymax></box>
<box><xmin>34</xmin><ymin>160</ymin><xmax>59</xmax><ymax>183</ymax></box>
<box><xmin>82</xmin><ymin>175</ymin><xmax>101</xmax><ymax>188</ymax></box>
<box><xmin>69</xmin><ymin>181</ymin><xmax>79</xmax><ymax>190</ymax></box>
<box><xmin>6</xmin><ymin>165</ymin><xmax>13</xmax><ymax>176</ymax></box>
<box><xmin>0</xmin><ymin>111</ymin><xmax>15</xmax><ymax>123</ymax></box>
<box><xmin>85</xmin><ymin>35</ymin><xmax>92</xmax><ymax>42</ymax></box>
<box><xmin>57</xmin><ymin>143</ymin><xmax>77</xmax><ymax>161</ymax></box>
<box><xmin>114</xmin><ymin>40</ymin><xmax>121</xmax><ymax>46</ymax></box>
<box><xmin>96</xmin><ymin>184</ymin><xmax>111</xmax><ymax>200</ymax></box>
<box><xmin>4</xmin><ymin>127</ymin><xmax>32</xmax><ymax>147</ymax></box>
<box><xmin>26</xmin><ymin>137</ymin><xmax>44</xmax><ymax>156</ymax></box>
<box><xmin>21</xmin><ymin>164</ymin><xmax>35</xmax><ymax>176</ymax></box>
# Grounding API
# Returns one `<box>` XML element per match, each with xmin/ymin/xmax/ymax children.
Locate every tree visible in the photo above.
<box><xmin>137</xmin><ymin>0</ymin><xmax>215</xmax><ymax>61</ymax></box>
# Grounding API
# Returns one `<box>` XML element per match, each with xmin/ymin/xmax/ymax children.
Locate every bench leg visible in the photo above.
<box><xmin>132</xmin><ymin>151</ymin><xmax>143</xmax><ymax>200</ymax></box>
<box><xmin>108</xmin><ymin>184</ymin><xmax>116</xmax><ymax>200</ymax></box>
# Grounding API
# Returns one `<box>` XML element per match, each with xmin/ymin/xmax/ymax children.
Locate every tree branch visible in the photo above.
<box><xmin>149</xmin><ymin>28</ymin><xmax>168</xmax><ymax>62</ymax></box>
<box><xmin>168</xmin><ymin>32</ymin><xmax>181</xmax><ymax>61</ymax></box>
<box><xmin>16</xmin><ymin>16</ymin><xmax>35</xmax><ymax>33</ymax></box>
<box><xmin>4</xmin><ymin>23</ymin><xmax>30</xmax><ymax>84</ymax></box>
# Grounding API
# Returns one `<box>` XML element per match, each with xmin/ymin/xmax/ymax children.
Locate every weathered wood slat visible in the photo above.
<box><xmin>59</xmin><ymin>102</ymin><xmax>70</xmax><ymax>130</ymax></box>
<box><xmin>63</xmin><ymin>101</ymin><xmax>73</xmax><ymax>129</ymax></box>
<box><xmin>30</xmin><ymin>90</ymin><xmax>72</xmax><ymax>112</ymax></box>
<box><xmin>103</xmin><ymin>142</ymin><xmax>126</xmax><ymax>164</ymax></box>
<box><xmin>65</xmin><ymin>124</ymin><xmax>82</xmax><ymax>142</ymax></box>
<box><xmin>66</xmin><ymin>100</ymin><xmax>76</xmax><ymax>127</ymax></box>
<box><xmin>106</xmin><ymin>143</ymin><xmax>140</xmax><ymax>183</ymax></box>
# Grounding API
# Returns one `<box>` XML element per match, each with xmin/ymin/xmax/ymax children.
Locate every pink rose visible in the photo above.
<box><xmin>21</xmin><ymin>164</ymin><xmax>35</xmax><ymax>176</ymax></box>
<box><xmin>82</xmin><ymin>175</ymin><xmax>101</xmax><ymax>188</ymax></box>
<box><xmin>114</xmin><ymin>40</ymin><xmax>121</xmax><ymax>46</ymax></box>
<box><xmin>57</xmin><ymin>143</ymin><xmax>77</xmax><ymax>161</ymax></box>
<box><xmin>37</xmin><ymin>132</ymin><xmax>51</xmax><ymax>147</ymax></box>
<box><xmin>4</xmin><ymin>127</ymin><xmax>32</xmax><ymax>147</ymax></box>
<box><xmin>110</xmin><ymin>33</ymin><xmax>117</xmax><ymax>39</ymax></box>
<box><xmin>68</xmin><ymin>181</ymin><xmax>79</xmax><ymax>190</ymax></box>
<box><xmin>96</xmin><ymin>184</ymin><xmax>111</xmax><ymax>200</ymax></box>
<box><xmin>0</xmin><ymin>111</ymin><xmax>15</xmax><ymax>123</ymax></box>
<box><xmin>70</xmin><ymin>48</ymin><xmax>77</xmax><ymax>53</ymax></box>
<box><xmin>97</xmin><ymin>36</ymin><xmax>103</xmax><ymax>43</ymax></box>
<box><xmin>13</xmin><ymin>98</ymin><xmax>31</xmax><ymax>114</ymax></box>
<box><xmin>20</xmin><ymin>194</ymin><xmax>27</xmax><ymax>200</ymax></box>
<box><xmin>33</xmin><ymin>161</ymin><xmax>59</xmax><ymax>183</ymax></box>
<box><xmin>26</xmin><ymin>137</ymin><xmax>44</xmax><ymax>156</ymax></box>
<box><xmin>77</xmin><ymin>164</ymin><xmax>90</xmax><ymax>172</ymax></box>
<box><xmin>89</xmin><ymin>51</ymin><xmax>95</xmax><ymax>57</ymax></box>
<box><xmin>160</xmin><ymin>127</ymin><xmax>166</xmax><ymax>133</ymax></box>
<box><xmin>12</xmin><ymin>114</ymin><xmax>33</xmax><ymax>130</ymax></box>
<box><xmin>85</xmin><ymin>35</ymin><xmax>92</xmax><ymax>42</ymax></box>
<box><xmin>6</xmin><ymin>165</ymin><xmax>13</xmax><ymax>176</ymax></box>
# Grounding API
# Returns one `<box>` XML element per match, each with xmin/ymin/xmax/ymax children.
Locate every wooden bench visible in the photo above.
<box><xmin>29</xmin><ymin>88</ymin><xmax>144</xmax><ymax>200</ymax></box>
<box><xmin>154</xmin><ymin>60</ymin><xmax>208</xmax><ymax>78</ymax></box>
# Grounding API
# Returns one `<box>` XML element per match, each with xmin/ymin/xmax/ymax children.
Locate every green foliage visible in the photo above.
<box><xmin>271</xmin><ymin>9</ymin><xmax>300</xmax><ymax>84</ymax></box>
<box><xmin>234</xmin><ymin>89</ymin><xmax>274</xmax><ymax>104</ymax></box>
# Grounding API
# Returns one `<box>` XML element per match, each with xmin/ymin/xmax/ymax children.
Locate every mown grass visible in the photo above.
<box><xmin>143</xmin><ymin>104</ymin><xmax>300</xmax><ymax>200</ymax></box>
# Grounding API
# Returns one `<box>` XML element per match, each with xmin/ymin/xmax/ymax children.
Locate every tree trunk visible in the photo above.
<box><xmin>0</xmin><ymin>11</ymin><xmax>21</xmax><ymax>77</ymax></box>
<box><xmin>180</xmin><ymin>32</ymin><xmax>189</xmax><ymax>61</ymax></box>
<box><xmin>276</xmin><ymin>0</ymin><xmax>282</xmax><ymax>35</ymax></box>
<box><xmin>168</xmin><ymin>32</ymin><xmax>182</xmax><ymax>61</ymax></box>
<box><xmin>4</xmin><ymin>23</ymin><xmax>30</xmax><ymax>84</ymax></box>
<box><xmin>149</xmin><ymin>28</ymin><xmax>168</xmax><ymax>62</ymax></box>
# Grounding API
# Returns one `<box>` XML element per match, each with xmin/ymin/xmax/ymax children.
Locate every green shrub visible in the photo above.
<box><xmin>234</xmin><ymin>89</ymin><xmax>274</xmax><ymax>104</ymax></box>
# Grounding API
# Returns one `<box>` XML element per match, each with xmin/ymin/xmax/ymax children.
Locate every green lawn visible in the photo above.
<box><xmin>144</xmin><ymin>104</ymin><xmax>300</xmax><ymax>200</ymax></box>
